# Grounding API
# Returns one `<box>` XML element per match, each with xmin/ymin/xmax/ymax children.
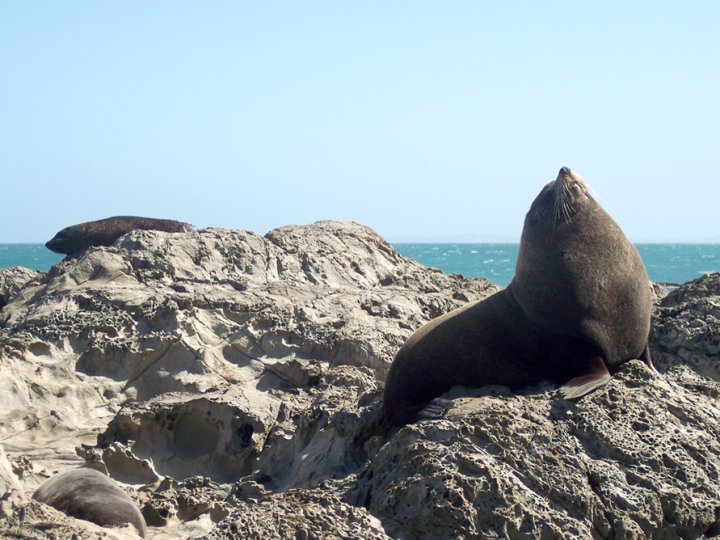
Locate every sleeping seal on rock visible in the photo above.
<box><xmin>384</xmin><ymin>167</ymin><xmax>654</xmax><ymax>426</ymax></box>
<box><xmin>46</xmin><ymin>215</ymin><xmax>195</xmax><ymax>255</ymax></box>
<box><xmin>32</xmin><ymin>467</ymin><xmax>147</xmax><ymax>537</ymax></box>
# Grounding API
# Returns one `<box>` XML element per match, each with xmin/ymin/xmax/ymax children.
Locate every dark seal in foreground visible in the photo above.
<box><xmin>46</xmin><ymin>215</ymin><xmax>195</xmax><ymax>255</ymax></box>
<box><xmin>32</xmin><ymin>467</ymin><xmax>147</xmax><ymax>537</ymax></box>
<box><xmin>384</xmin><ymin>167</ymin><xmax>654</xmax><ymax>426</ymax></box>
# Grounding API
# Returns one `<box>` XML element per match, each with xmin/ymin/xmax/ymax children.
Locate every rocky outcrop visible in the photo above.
<box><xmin>0</xmin><ymin>445</ymin><xmax>24</xmax><ymax>519</ymax></box>
<box><xmin>0</xmin><ymin>221</ymin><xmax>718</xmax><ymax>539</ymax></box>
<box><xmin>351</xmin><ymin>359</ymin><xmax>720</xmax><ymax>538</ymax></box>
<box><xmin>651</xmin><ymin>272</ymin><xmax>720</xmax><ymax>381</ymax></box>
<box><xmin>0</xmin><ymin>222</ymin><xmax>494</xmax><ymax>538</ymax></box>
<box><xmin>0</xmin><ymin>266</ymin><xmax>42</xmax><ymax>312</ymax></box>
<box><xmin>201</xmin><ymin>486</ymin><xmax>390</xmax><ymax>540</ymax></box>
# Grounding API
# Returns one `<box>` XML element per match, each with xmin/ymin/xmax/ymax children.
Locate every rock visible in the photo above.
<box><xmin>352</xmin><ymin>359</ymin><xmax>720</xmax><ymax>538</ymax></box>
<box><xmin>0</xmin><ymin>221</ymin><xmax>494</xmax><ymax>538</ymax></box>
<box><xmin>1</xmin><ymin>221</ymin><xmax>719</xmax><ymax>538</ymax></box>
<box><xmin>0</xmin><ymin>266</ymin><xmax>43</xmax><ymax>313</ymax></box>
<box><xmin>650</xmin><ymin>280</ymin><xmax>669</xmax><ymax>304</ymax></box>
<box><xmin>200</xmin><ymin>486</ymin><xmax>390</xmax><ymax>540</ymax></box>
<box><xmin>0</xmin><ymin>445</ymin><xmax>25</xmax><ymax>518</ymax></box>
<box><xmin>652</xmin><ymin>272</ymin><xmax>720</xmax><ymax>381</ymax></box>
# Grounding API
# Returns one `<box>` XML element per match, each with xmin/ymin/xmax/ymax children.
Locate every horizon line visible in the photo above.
<box><xmin>2</xmin><ymin>239</ymin><xmax>720</xmax><ymax>246</ymax></box>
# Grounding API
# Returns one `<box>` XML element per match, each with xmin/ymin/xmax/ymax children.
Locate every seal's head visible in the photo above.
<box><xmin>526</xmin><ymin>167</ymin><xmax>594</xmax><ymax>232</ymax></box>
<box><xmin>45</xmin><ymin>226</ymin><xmax>81</xmax><ymax>254</ymax></box>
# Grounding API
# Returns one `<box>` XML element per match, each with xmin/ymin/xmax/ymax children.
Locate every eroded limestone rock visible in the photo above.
<box><xmin>652</xmin><ymin>272</ymin><xmax>720</xmax><ymax>381</ymax></box>
<box><xmin>0</xmin><ymin>222</ymin><xmax>492</xmax><ymax>538</ymax></box>
<box><xmin>352</xmin><ymin>360</ymin><xmax>720</xmax><ymax>538</ymax></box>
<box><xmin>1</xmin><ymin>222</ymin><xmax>718</xmax><ymax>539</ymax></box>
<box><xmin>201</xmin><ymin>486</ymin><xmax>390</xmax><ymax>540</ymax></box>
<box><xmin>0</xmin><ymin>266</ymin><xmax>44</xmax><ymax>315</ymax></box>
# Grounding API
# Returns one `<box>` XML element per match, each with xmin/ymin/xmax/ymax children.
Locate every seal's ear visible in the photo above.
<box><xmin>560</xmin><ymin>356</ymin><xmax>611</xmax><ymax>399</ymax></box>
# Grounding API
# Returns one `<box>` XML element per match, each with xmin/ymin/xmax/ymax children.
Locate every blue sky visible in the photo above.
<box><xmin>1</xmin><ymin>1</ymin><xmax>718</xmax><ymax>243</ymax></box>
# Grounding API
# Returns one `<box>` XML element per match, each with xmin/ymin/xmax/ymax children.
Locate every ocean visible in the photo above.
<box><xmin>1</xmin><ymin>243</ymin><xmax>718</xmax><ymax>287</ymax></box>
<box><xmin>392</xmin><ymin>244</ymin><xmax>720</xmax><ymax>287</ymax></box>
<box><xmin>0</xmin><ymin>244</ymin><xmax>64</xmax><ymax>272</ymax></box>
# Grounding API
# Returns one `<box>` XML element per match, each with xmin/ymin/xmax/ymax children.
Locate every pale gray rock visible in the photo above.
<box><xmin>0</xmin><ymin>445</ymin><xmax>25</xmax><ymax>518</ymax></box>
<box><xmin>140</xmin><ymin>476</ymin><xmax>230</xmax><ymax>528</ymax></box>
<box><xmin>352</xmin><ymin>359</ymin><xmax>720</xmax><ymax>538</ymax></box>
<box><xmin>0</xmin><ymin>266</ymin><xmax>43</xmax><ymax>313</ymax></box>
<box><xmin>652</xmin><ymin>272</ymin><xmax>720</xmax><ymax>381</ymax></box>
<box><xmin>1</xmin><ymin>222</ymin><xmax>718</xmax><ymax>539</ymax></box>
<box><xmin>651</xmin><ymin>280</ymin><xmax>669</xmax><ymax>304</ymax></box>
<box><xmin>200</xmin><ymin>487</ymin><xmax>390</xmax><ymax>540</ymax></box>
<box><xmin>0</xmin><ymin>221</ymin><xmax>493</xmax><ymax>538</ymax></box>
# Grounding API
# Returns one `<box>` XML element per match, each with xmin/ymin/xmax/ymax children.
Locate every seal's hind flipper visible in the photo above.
<box><xmin>560</xmin><ymin>356</ymin><xmax>611</xmax><ymax>399</ymax></box>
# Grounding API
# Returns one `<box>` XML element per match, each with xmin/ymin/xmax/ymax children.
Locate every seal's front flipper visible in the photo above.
<box><xmin>560</xmin><ymin>356</ymin><xmax>611</xmax><ymax>399</ymax></box>
<box><xmin>416</xmin><ymin>398</ymin><xmax>454</xmax><ymax>421</ymax></box>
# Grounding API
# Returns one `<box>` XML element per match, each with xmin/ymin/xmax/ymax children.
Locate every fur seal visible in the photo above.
<box><xmin>384</xmin><ymin>167</ymin><xmax>653</xmax><ymax>426</ymax></box>
<box><xmin>32</xmin><ymin>467</ymin><xmax>147</xmax><ymax>537</ymax></box>
<box><xmin>46</xmin><ymin>216</ymin><xmax>195</xmax><ymax>255</ymax></box>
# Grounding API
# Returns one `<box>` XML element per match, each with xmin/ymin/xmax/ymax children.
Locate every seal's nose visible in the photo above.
<box><xmin>559</xmin><ymin>166</ymin><xmax>572</xmax><ymax>176</ymax></box>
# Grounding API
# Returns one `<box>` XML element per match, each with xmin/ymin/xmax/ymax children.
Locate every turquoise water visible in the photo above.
<box><xmin>0</xmin><ymin>243</ymin><xmax>718</xmax><ymax>287</ymax></box>
<box><xmin>393</xmin><ymin>244</ymin><xmax>720</xmax><ymax>287</ymax></box>
<box><xmin>394</xmin><ymin>244</ymin><xmax>519</xmax><ymax>286</ymax></box>
<box><xmin>0</xmin><ymin>244</ymin><xmax>64</xmax><ymax>272</ymax></box>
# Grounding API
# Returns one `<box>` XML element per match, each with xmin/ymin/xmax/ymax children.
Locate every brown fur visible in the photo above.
<box><xmin>46</xmin><ymin>216</ymin><xmax>194</xmax><ymax>255</ymax></box>
<box><xmin>511</xmin><ymin>168</ymin><xmax>652</xmax><ymax>370</ymax></box>
<box><xmin>33</xmin><ymin>468</ymin><xmax>147</xmax><ymax>537</ymax></box>
<box><xmin>384</xmin><ymin>167</ymin><xmax>653</xmax><ymax>426</ymax></box>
